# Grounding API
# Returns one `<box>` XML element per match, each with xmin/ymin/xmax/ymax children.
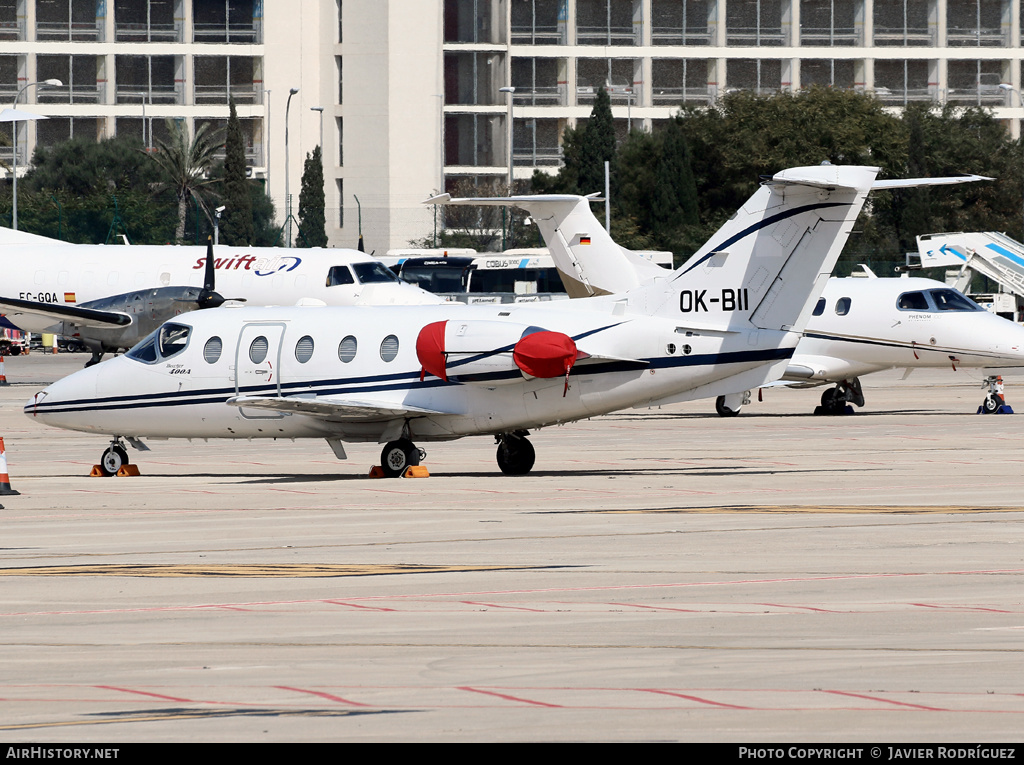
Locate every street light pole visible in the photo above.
<box><xmin>263</xmin><ymin>88</ymin><xmax>271</xmax><ymax>197</ymax></box>
<box><xmin>499</xmin><ymin>86</ymin><xmax>515</xmax><ymax>194</ymax></box>
<box><xmin>284</xmin><ymin>87</ymin><xmax>299</xmax><ymax>248</ymax></box>
<box><xmin>11</xmin><ymin>78</ymin><xmax>61</xmax><ymax>231</ymax></box>
<box><xmin>310</xmin><ymin>106</ymin><xmax>324</xmax><ymax>150</ymax></box>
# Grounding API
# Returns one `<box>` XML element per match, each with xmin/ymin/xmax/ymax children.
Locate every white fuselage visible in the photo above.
<box><xmin>26</xmin><ymin>299</ymin><xmax>796</xmax><ymax>443</ymax></box>
<box><xmin>789</xmin><ymin>277</ymin><xmax>1024</xmax><ymax>381</ymax></box>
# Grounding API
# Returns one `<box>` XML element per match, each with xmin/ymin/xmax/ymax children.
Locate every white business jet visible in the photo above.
<box><xmin>0</xmin><ymin>228</ymin><xmax>442</xmax><ymax>366</ymax></box>
<box><xmin>435</xmin><ymin>176</ymin><xmax>1024</xmax><ymax>415</ymax></box>
<box><xmin>27</xmin><ymin>165</ymin><xmax>890</xmax><ymax>476</ymax></box>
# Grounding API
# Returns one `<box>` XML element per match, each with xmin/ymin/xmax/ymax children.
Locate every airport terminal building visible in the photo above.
<box><xmin>2</xmin><ymin>0</ymin><xmax>1024</xmax><ymax>251</ymax></box>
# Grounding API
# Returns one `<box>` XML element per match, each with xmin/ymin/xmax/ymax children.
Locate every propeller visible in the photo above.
<box><xmin>196</xmin><ymin>237</ymin><xmax>246</xmax><ymax>309</ymax></box>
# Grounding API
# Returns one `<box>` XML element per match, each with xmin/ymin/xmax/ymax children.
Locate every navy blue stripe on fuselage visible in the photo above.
<box><xmin>802</xmin><ymin>330</ymin><xmax>1007</xmax><ymax>360</ymax></box>
<box><xmin>27</xmin><ymin>346</ymin><xmax>795</xmax><ymax>416</ymax></box>
<box><xmin>679</xmin><ymin>201</ymin><xmax>850</xmax><ymax>276</ymax></box>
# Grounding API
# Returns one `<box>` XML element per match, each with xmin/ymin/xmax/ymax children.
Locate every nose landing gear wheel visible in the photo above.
<box><xmin>380</xmin><ymin>439</ymin><xmax>420</xmax><ymax>478</ymax></box>
<box><xmin>983</xmin><ymin>393</ymin><xmax>1005</xmax><ymax>414</ymax></box>
<box><xmin>496</xmin><ymin>433</ymin><xmax>535</xmax><ymax>475</ymax></box>
<box><xmin>100</xmin><ymin>443</ymin><xmax>129</xmax><ymax>477</ymax></box>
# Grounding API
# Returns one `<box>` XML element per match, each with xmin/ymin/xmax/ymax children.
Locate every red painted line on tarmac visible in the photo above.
<box><xmin>6</xmin><ymin>569</ymin><xmax>1024</xmax><ymax>616</ymax></box>
<box><xmin>911</xmin><ymin>603</ymin><xmax>1015</xmax><ymax>613</ymax></box>
<box><xmin>324</xmin><ymin>601</ymin><xmax>397</xmax><ymax>611</ymax></box>
<box><xmin>460</xmin><ymin>601</ymin><xmax>547</xmax><ymax>612</ymax></box>
<box><xmin>640</xmin><ymin>689</ymin><xmax>753</xmax><ymax>709</ymax></box>
<box><xmin>274</xmin><ymin>685</ymin><xmax>372</xmax><ymax>707</ymax></box>
<box><xmin>756</xmin><ymin>603</ymin><xmax>846</xmax><ymax>613</ymax></box>
<box><xmin>457</xmin><ymin>686</ymin><xmax>563</xmax><ymax>707</ymax></box>
<box><xmin>607</xmin><ymin>602</ymin><xmax>701</xmax><ymax>612</ymax></box>
<box><xmin>95</xmin><ymin>685</ymin><xmax>193</xmax><ymax>703</ymax></box>
<box><xmin>822</xmin><ymin>689</ymin><xmax>946</xmax><ymax>711</ymax></box>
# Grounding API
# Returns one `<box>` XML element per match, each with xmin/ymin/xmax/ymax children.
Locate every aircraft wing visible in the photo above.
<box><xmin>225</xmin><ymin>394</ymin><xmax>458</xmax><ymax>420</ymax></box>
<box><xmin>0</xmin><ymin>296</ymin><xmax>132</xmax><ymax>328</ymax></box>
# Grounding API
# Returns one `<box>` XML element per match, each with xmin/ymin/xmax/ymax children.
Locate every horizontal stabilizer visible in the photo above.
<box><xmin>871</xmin><ymin>174</ymin><xmax>992</xmax><ymax>190</ymax></box>
<box><xmin>0</xmin><ymin>296</ymin><xmax>132</xmax><ymax>328</ymax></box>
<box><xmin>226</xmin><ymin>394</ymin><xmax>456</xmax><ymax>420</ymax></box>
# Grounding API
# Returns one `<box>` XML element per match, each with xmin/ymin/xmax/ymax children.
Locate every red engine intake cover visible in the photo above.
<box><xmin>416</xmin><ymin>320</ymin><xmax>448</xmax><ymax>381</ymax></box>
<box><xmin>513</xmin><ymin>331</ymin><xmax>578</xmax><ymax>379</ymax></box>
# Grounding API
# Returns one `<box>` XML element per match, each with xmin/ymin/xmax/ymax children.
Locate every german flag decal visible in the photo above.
<box><xmin>578</xmin><ymin>236</ymin><xmax>591</xmax><ymax>245</ymax></box>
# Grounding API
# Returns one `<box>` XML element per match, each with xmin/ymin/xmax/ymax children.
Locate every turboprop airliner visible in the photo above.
<box><xmin>434</xmin><ymin>176</ymin><xmax>1023</xmax><ymax>415</ymax></box>
<box><xmin>0</xmin><ymin>228</ymin><xmax>443</xmax><ymax>366</ymax></box>
<box><xmin>26</xmin><ymin>164</ymin><xmax>919</xmax><ymax>476</ymax></box>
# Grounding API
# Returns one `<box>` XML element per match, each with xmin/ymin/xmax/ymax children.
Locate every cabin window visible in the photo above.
<box><xmin>249</xmin><ymin>336</ymin><xmax>269</xmax><ymax>364</ymax></box>
<box><xmin>812</xmin><ymin>297</ymin><xmax>826</xmax><ymax>316</ymax></box>
<box><xmin>326</xmin><ymin>265</ymin><xmax>355</xmax><ymax>286</ymax></box>
<box><xmin>338</xmin><ymin>335</ymin><xmax>357</xmax><ymax>363</ymax></box>
<box><xmin>204</xmin><ymin>336</ymin><xmax>223</xmax><ymax>364</ymax></box>
<box><xmin>352</xmin><ymin>262</ymin><xmax>401</xmax><ymax>284</ymax></box>
<box><xmin>380</xmin><ymin>334</ymin><xmax>399</xmax><ymax>362</ymax></box>
<box><xmin>295</xmin><ymin>335</ymin><xmax>314</xmax><ymax>363</ymax></box>
<box><xmin>897</xmin><ymin>291</ymin><xmax>929</xmax><ymax>311</ymax></box>
<box><xmin>835</xmin><ymin>297</ymin><xmax>851</xmax><ymax>316</ymax></box>
<box><xmin>929</xmin><ymin>289</ymin><xmax>981</xmax><ymax>311</ymax></box>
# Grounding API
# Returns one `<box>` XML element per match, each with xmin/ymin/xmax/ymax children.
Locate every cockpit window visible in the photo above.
<box><xmin>812</xmin><ymin>298</ymin><xmax>825</xmax><ymax>316</ymax></box>
<box><xmin>835</xmin><ymin>297</ymin><xmax>851</xmax><ymax>316</ymax></box>
<box><xmin>929</xmin><ymin>288</ymin><xmax>981</xmax><ymax>311</ymax></box>
<box><xmin>897</xmin><ymin>291</ymin><xmax>929</xmax><ymax>311</ymax></box>
<box><xmin>326</xmin><ymin>265</ymin><xmax>355</xmax><ymax>287</ymax></box>
<box><xmin>126</xmin><ymin>322</ymin><xmax>191</xmax><ymax>364</ymax></box>
<box><xmin>158</xmin><ymin>323</ymin><xmax>190</xmax><ymax>357</ymax></box>
<box><xmin>351</xmin><ymin>261</ymin><xmax>400</xmax><ymax>284</ymax></box>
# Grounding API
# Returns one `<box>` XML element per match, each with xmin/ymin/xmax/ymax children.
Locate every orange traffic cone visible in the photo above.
<box><xmin>0</xmin><ymin>437</ymin><xmax>20</xmax><ymax>496</ymax></box>
<box><xmin>0</xmin><ymin>356</ymin><xmax>8</xmax><ymax>386</ymax></box>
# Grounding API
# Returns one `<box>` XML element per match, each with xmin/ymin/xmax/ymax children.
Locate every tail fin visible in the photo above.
<box><xmin>665</xmin><ymin>164</ymin><xmax>880</xmax><ymax>331</ymax></box>
<box><xmin>426</xmin><ymin>193</ymin><xmax>664</xmax><ymax>297</ymax></box>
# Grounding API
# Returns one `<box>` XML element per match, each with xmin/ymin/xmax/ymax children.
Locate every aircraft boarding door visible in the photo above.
<box><xmin>234</xmin><ymin>322</ymin><xmax>287</xmax><ymax>419</ymax></box>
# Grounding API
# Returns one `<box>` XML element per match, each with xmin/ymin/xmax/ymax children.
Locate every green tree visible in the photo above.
<box><xmin>578</xmin><ymin>87</ymin><xmax>617</xmax><ymax>195</ymax></box>
<box><xmin>220</xmin><ymin>99</ymin><xmax>255</xmax><ymax>246</ymax></box>
<box><xmin>532</xmin><ymin>87</ymin><xmax>618</xmax><ymax>197</ymax></box>
<box><xmin>149</xmin><ymin>118</ymin><xmax>224</xmax><ymax>243</ymax></box>
<box><xmin>4</xmin><ymin>135</ymin><xmax>177</xmax><ymax>243</ymax></box>
<box><xmin>297</xmin><ymin>144</ymin><xmax>327</xmax><ymax>247</ymax></box>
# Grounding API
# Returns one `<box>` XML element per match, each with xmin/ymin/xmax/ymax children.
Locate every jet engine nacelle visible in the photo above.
<box><xmin>416</xmin><ymin>319</ymin><xmax>578</xmax><ymax>384</ymax></box>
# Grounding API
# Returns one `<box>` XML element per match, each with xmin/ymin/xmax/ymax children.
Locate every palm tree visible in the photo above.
<box><xmin>149</xmin><ymin>118</ymin><xmax>224</xmax><ymax>243</ymax></box>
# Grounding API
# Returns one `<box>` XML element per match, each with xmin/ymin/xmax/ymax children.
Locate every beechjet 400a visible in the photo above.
<box><xmin>434</xmin><ymin>173</ymin><xmax>1024</xmax><ymax>415</ymax></box>
<box><xmin>29</xmin><ymin>164</ymin><xmax>922</xmax><ymax>476</ymax></box>
<box><xmin>0</xmin><ymin>228</ymin><xmax>442</xmax><ymax>366</ymax></box>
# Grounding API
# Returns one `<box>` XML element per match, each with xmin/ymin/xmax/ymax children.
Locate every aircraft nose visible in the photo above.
<box><xmin>23</xmin><ymin>364</ymin><xmax>101</xmax><ymax>431</ymax></box>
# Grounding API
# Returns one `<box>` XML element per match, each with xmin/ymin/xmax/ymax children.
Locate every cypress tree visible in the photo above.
<box><xmin>298</xmin><ymin>145</ymin><xmax>327</xmax><ymax>247</ymax></box>
<box><xmin>577</xmin><ymin>87</ymin><xmax>617</xmax><ymax>195</ymax></box>
<box><xmin>221</xmin><ymin>99</ymin><xmax>255</xmax><ymax>245</ymax></box>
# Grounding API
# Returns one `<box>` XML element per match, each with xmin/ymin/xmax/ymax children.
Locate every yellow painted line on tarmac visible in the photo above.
<box><xmin>0</xmin><ymin>563</ymin><xmax>539</xmax><ymax>578</ymax></box>
<box><xmin>604</xmin><ymin>506</ymin><xmax>1024</xmax><ymax>515</ymax></box>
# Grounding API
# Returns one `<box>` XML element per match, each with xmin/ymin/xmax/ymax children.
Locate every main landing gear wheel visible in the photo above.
<box><xmin>100</xmin><ymin>442</ymin><xmax>129</xmax><ymax>477</ymax></box>
<box><xmin>715</xmin><ymin>395</ymin><xmax>741</xmax><ymax>417</ymax></box>
<box><xmin>380</xmin><ymin>438</ymin><xmax>421</xmax><ymax>478</ymax></box>
<box><xmin>983</xmin><ymin>393</ymin><xmax>1005</xmax><ymax>414</ymax></box>
<box><xmin>496</xmin><ymin>432</ymin><xmax>535</xmax><ymax>476</ymax></box>
<box><xmin>815</xmin><ymin>377</ymin><xmax>864</xmax><ymax>415</ymax></box>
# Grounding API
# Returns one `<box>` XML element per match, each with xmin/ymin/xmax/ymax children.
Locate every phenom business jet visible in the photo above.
<box><xmin>27</xmin><ymin>164</ymin><xmax>912</xmax><ymax>476</ymax></box>
<box><xmin>0</xmin><ymin>228</ymin><xmax>442</xmax><ymax>365</ymax></box>
<box><xmin>435</xmin><ymin>177</ymin><xmax>1023</xmax><ymax>415</ymax></box>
